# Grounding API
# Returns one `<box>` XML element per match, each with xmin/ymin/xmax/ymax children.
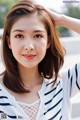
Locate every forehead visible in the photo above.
<box><xmin>11</xmin><ymin>15</ymin><xmax>46</xmax><ymax>32</ymax></box>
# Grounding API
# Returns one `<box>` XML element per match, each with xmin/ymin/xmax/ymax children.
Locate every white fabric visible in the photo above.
<box><xmin>18</xmin><ymin>99</ymin><xmax>40</xmax><ymax>120</ymax></box>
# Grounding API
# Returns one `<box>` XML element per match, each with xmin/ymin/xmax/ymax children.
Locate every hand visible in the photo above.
<box><xmin>36</xmin><ymin>4</ymin><xmax>80</xmax><ymax>33</ymax></box>
<box><xmin>36</xmin><ymin>4</ymin><xmax>62</xmax><ymax>26</ymax></box>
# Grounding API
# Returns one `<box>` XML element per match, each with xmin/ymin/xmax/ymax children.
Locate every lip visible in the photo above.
<box><xmin>22</xmin><ymin>54</ymin><xmax>36</xmax><ymax>60</ymax></box>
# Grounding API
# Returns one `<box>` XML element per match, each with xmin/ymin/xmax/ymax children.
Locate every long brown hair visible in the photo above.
<box><xmin>1</xmin><ymin>0</ymin><xmax>65</xmax><ymax>93</ymax></box>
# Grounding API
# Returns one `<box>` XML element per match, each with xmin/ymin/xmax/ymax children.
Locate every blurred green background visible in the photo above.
<box><xmin>0</xmin><ymin>0</ymin><xmax>80</xmax><ymax>37</ymax></box>
<box><xmin>0</xmin><ymin>0</ymin><xmax>19</xmax><ymax>28</ymax></box>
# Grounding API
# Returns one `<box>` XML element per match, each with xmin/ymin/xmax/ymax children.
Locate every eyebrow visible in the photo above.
<box><xmin>12</xmin><ymin>30</ymin><xmax>24</xmax><ymax>32</ymax></box>
<box><xmin>12</xmin><ymin>29</ymin><xmax>46</xmax><ymax>33</ymax></box>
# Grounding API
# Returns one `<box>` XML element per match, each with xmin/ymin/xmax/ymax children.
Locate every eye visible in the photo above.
<box><xmin>15</xmin><ymin>34</ymin><xmax>24</xmax><ymax>39</ymax></box>
<box><xmin>34</xmin><ymin>34</ymin><xmax>43</xmax><ymax>39</ymax></box>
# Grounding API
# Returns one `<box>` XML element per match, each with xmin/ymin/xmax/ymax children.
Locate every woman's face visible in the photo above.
<box><xmin>7</xmin><ymin>15</ymin><xmax>50</xmax><ymax>69</ymax></box>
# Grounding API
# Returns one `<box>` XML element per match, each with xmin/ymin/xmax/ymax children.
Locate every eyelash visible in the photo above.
<box><xmin>15</xmin><ymin>34</ymin><xmax>24</xmax><ymax>39</ymax></box>
<box><xmin>34</xmin><ymin>34</ymin><xmax>43</xmax><ymax>39</ymax></box>
<box><xmin>14</xmin><ymin>34</ymin><xmax>43</xmax><ymax>39</ymax></box>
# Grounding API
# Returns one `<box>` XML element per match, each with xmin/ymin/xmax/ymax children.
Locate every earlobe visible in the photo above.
<box><xmin>6</xmin><ymin>36</ymin><xmax>11</xmax><ymax>49</ymax></box>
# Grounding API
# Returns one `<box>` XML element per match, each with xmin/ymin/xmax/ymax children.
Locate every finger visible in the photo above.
<box><xmin>35</xmin><ymin>4</ymin><xmax>45</xmax><ymax>10</ymax></box>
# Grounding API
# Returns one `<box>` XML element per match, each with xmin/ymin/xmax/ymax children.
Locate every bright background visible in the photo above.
<box><xmin>34</xmin><ymin>0</ymin><xmax>80</xmax><ymax>12</ymax></box>
<box><xmin>34</xmin><ymin>0</ymin><xmax>63</xmax><ymax>12</ymax></box>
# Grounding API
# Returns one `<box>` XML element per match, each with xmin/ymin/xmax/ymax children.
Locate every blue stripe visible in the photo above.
<box><xmin>45</xmin><ymin>88</ymin><xmax>63</xmax><ymax>105</ymax></box>
<box><xmin>68</xmin><ymin>69</ymin><xmax>70</xmax><ymax>79</ymax></box>
<box><xmin>70</xmin><ymin>76</ymin><xmax>73</xmax><ymax>96</ymax></box>
<box><xmin>44</xmin><ymin>98</ymin><xmax>63</xmax><ymax>115</ymax></box>
<box><xmin>76</xmin><ymin>80</ymin><xmax>80</xmax><ymax>90</ymax></box>
<box><xmin>45</xmin><ymin>87</ymin><xmax>56</xmax><ymax>96</ymax></box>
<box><xmin>59</xmin><ymin>116</ymin><xmax>62</xmax><ymax>120</ymax></box>
<box><xmin>75</xmin><ymin>64</ymin><xmax>78</xmax><ymax>79</ymax></box>
<box><xmin>45</xmin><ymin>99</ymin><xmax>52</xmax><ymax>105</ymax></box>
<box><xmin>0</xmin><ymin>96</ymin><xmax>8</xmax><ymax>99</ymax></box>
<box><xmin>0</xmin><ymin>103</ymin><xmax>12</xmax><ymax>106</ymax></box>
<box><xmin>46</xmin><ymin>80</ymin><xmax>55</xmax><ymax>86</ymax></box>
<box><xmin>48</xmin><ymin>109</ymin><xmax>61</xmax><ymax>120</ymax></box>
<box><xmin>53</xmin><ymin>88</ymin><xmax>63</xmax><ymax>99</ymax></box>
<box><xmin>75</xmin><ymin>64</ymin><xmax>80</xmax><ymax>90</ymax></box>
<box><xmin>8</xmin><ymin>115</ymin><xmax>17</xmax><ymax>119</ymax></box>
<box><xmin>0</xmin><ymin>110</ymin><xmax>4</xmax><ymax>113</ymax></box>
<box><xmin>45</xmin><ymin>81</ymin><xmax>60</xmax><ymax>95</ymax></box>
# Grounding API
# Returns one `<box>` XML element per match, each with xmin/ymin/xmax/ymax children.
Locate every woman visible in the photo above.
<box><xmin>0</xmin><ymin>0</ymin><xmax>80</xmax><ymax>120</ymax></box>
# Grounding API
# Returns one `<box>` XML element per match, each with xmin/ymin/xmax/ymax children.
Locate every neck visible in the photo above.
<box><xmin>18</xmin><ymin>65</ymin><xmax>42</xmax><ymax>89</ymax></box>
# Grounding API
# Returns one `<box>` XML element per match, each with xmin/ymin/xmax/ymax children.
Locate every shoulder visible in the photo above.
<box><xmin>61</xmin><ymin>62</ymin><xmax>80</xmax><ymax>78</ymax></box>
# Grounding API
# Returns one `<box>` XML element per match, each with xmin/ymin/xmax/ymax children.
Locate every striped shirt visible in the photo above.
<box><xmin>0</xmin><ymin>63</ymin><xmax>80</xmax><ymax>120</ymax></box>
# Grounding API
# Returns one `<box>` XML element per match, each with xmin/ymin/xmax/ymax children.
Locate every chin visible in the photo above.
<box><xmin>20</xmin><ymin>64</ymin><xmax>38</xmax><ymax>69</ymax></box>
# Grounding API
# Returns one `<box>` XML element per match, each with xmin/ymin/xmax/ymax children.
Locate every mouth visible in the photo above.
<box><xmin>22</xmin><ymin>54</ymin><xmax>36</xmax><ymax>60</ymax></box>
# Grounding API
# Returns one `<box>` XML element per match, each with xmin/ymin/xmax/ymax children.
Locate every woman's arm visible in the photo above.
<box><xmin>36</xmin><ymin>5</ymin><xmax>80</xmax><ymax>34</ymax></box>
<box><xmin>60</xmin><ymin>15</ymin><xmax>80</xmax><ymax>34</ymax></box>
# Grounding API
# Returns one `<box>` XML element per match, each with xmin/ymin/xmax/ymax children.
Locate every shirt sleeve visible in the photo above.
<box><xmin>61</xmin><ymin>62</ymin><xmax>80</xmax><ymax>98</ymax></box>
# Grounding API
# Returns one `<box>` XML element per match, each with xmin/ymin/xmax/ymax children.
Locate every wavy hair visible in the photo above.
<box><xmin>1</xmin><ymin>0</ymin><xmax>65</xmax><ymax>93</ymax></box>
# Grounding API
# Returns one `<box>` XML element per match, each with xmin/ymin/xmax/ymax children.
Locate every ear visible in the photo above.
<box><xmin>47</xmin><ymin>38</ymin><xmax>51</xmax><ymax>49</ymax></box>
<box><xmin>6</xmin><ymin>36</ymin><xmax>12</xmax><ymax>49</ymax></box>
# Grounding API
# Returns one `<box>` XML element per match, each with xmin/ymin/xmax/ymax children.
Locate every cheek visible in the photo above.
<box><xmin>37</xmin><ymin>41</ymin><xmax>47</xmax><ymax>53</ymax></box>
<box><xmin>10</xmin><ymin>41</ymin><xmax>22</xmax><ymax>56</ymax></box>
<box><xmin>10</xmin><ymin>38</ymin><xmax>21</xmax><ymax>49</ymax></box>
<box><xmin>41</xmin><ymin>40</ymin><xmax>48</xmax><ymax>49</ymax></box>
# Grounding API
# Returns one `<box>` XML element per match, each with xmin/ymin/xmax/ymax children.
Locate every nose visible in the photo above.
<box><xmin>24</xmin><ymin>39</ymin><xmax>34</xmax><ymax>51</ymax></box>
